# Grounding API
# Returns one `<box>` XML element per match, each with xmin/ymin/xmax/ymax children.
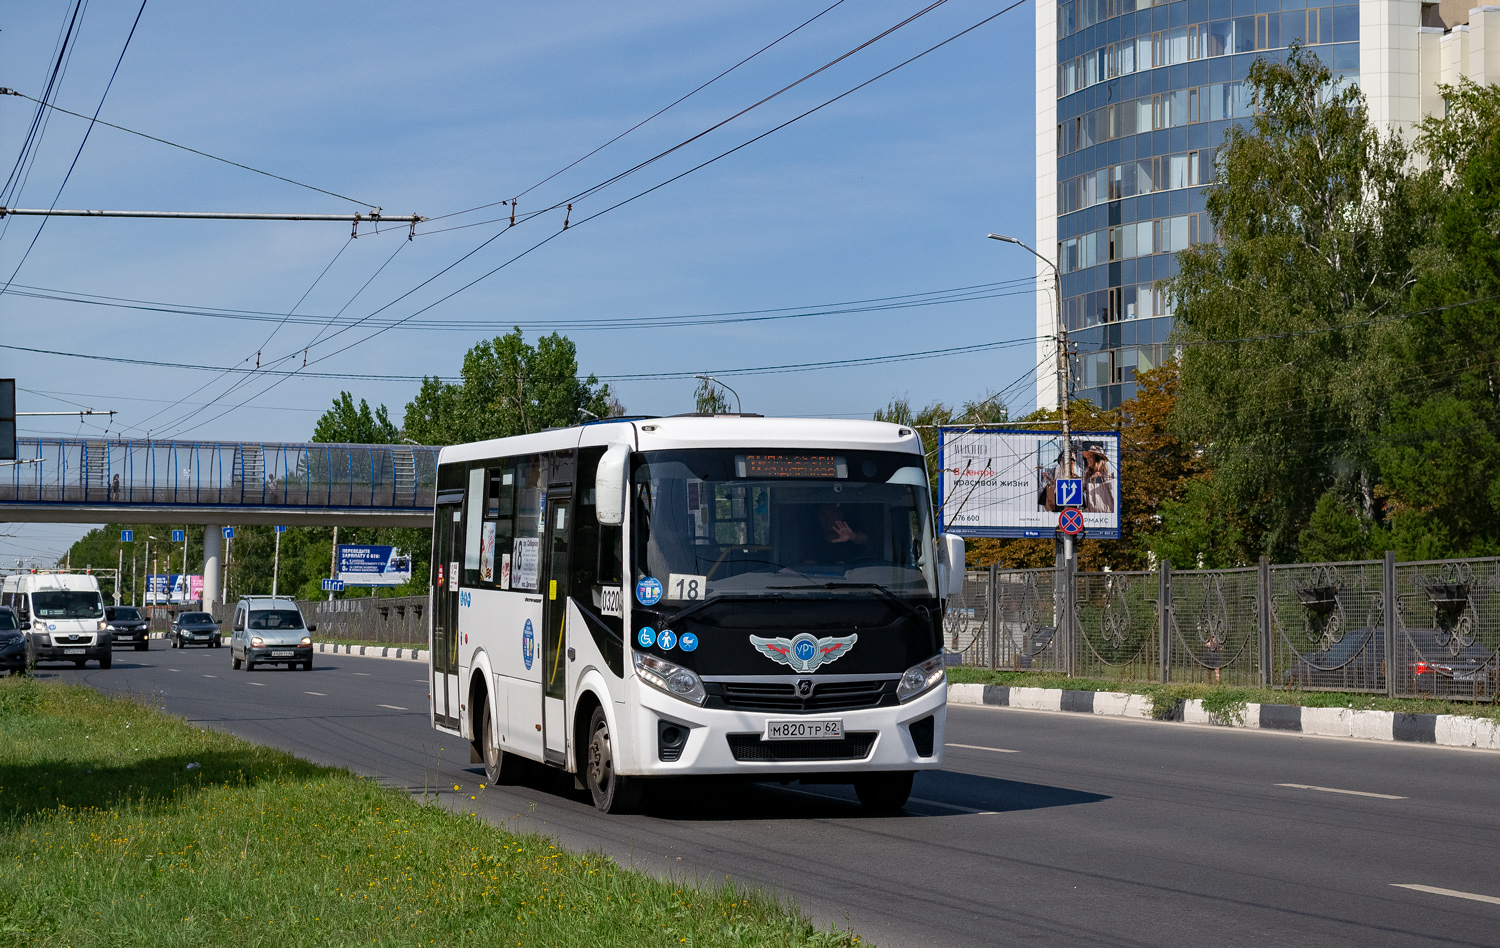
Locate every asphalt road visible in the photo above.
<box><xmin>41</xmin><ymin>644</ymin><xmax>1500</xmax><ymax>948</ymax></box>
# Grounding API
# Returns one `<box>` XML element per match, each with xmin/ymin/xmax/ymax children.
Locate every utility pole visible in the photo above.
<box><xmin>272</xmin><ymin>527</ymin><xmax>282</xmax><ymax>599</ymax></box>
<box><xmin>328</xmin><ymin>526</ymin><xmax>338</xmax><ymax>601</ymax></box>
<box><xmin>223</xmin><ymin>534</ymin><xmax>232</xmax><ymax>604</ymax></box>
<box><xmin>116</xmin><ymin>546</ymin><xmax>123</xmax><ymax>605</ymax></box>
<box><xmin>988</xmin><ymin>232</ymin><xmax>1074</xmax><ymax>670</ymax></box>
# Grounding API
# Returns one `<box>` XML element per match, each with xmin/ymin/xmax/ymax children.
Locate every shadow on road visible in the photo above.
<box><xmin>461</xmin><ymin>764</ymin><xmax>1109</xmax><ymax>821</ymax></box>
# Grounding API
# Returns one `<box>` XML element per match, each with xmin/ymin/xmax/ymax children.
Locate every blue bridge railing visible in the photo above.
<box><xmin>0</xmin><ymin>438</ymin><xmax>439</xmax><ymax>512</ymax></box>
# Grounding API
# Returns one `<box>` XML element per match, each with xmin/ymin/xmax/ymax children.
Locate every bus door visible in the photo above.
<box><xmin>540</xmin><ymin>489</ymin><xmax>572</xmax><ymax>765</ymax></box>
<box><xmin>432</xmin><ymin>498</ymin><xmax>462</xmax><ymax>730</ymax></box>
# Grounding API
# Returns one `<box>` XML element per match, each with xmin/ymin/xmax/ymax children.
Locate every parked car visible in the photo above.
<box><xmin>104</xmin><ymin>605</ymin><xmax>150</xmax><ymax>651</ymax></box>
<box><xmin>0</xmin><ymin>606</ymin><xmax>27</xmax><ymax>674</ymax></box>
<box><xmin>170</xmin><ymin>611</ymin><xmax>221</xmax><ymax>649</ymax></box>
<box><xmin>229</xmin><ymin>597</ymin><xmax>314</xmax><ymax>671</ymax></box>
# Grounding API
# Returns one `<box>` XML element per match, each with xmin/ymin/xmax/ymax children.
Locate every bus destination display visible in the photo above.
<box><xmin>737</xmin><ymin>454</ymin><xmax>845</xmax><ymax>478</ymax></box>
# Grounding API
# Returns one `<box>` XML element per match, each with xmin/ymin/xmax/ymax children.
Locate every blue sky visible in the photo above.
<box><xmin>0</xmin><ymin>1</ymin><xmax>1042</xmax><ymax>563</ymax></box>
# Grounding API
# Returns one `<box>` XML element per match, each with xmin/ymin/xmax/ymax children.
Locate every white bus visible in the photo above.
<box><xmin>428</xmin><ymin>416</ymin><xmax>964</xmax><ymax>813</ymax></box>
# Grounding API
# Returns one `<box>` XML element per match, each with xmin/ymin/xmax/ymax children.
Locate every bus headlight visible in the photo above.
<box><xmin>896</xmin><ymin>655</ymin><xmax>946</xmax><ymax>702</ymax></box>
<box><xmin>633</xmin><ymin>652</ymin><xmax>706</xmax><ymax>706</ymax></box>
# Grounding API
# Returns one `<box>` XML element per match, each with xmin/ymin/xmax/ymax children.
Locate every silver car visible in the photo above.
<box><xmin>228</xmin><ymin>596</ymin><xmax>315</xmax><ymax>671</ymax></box>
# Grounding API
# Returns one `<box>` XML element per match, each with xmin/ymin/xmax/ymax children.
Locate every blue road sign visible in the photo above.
<box><xmin>171</xmin><ymin>529</ymin><xmax>185</xmax><ymax>542</ymax></box>
<box><xmin>321</xmin><ymin>579</ymin><xmax>344</xmax><ymax>592</ymax></box>
<box><xmin>222</xmin><ymin>527</ymin><xmax>234</xmax><ymax>539</ymax></box>
<box><xmin>1059</xmin><ymin>508</ymin><xmax>1084</xmax><ymax>535</ymax></box>
<box><xmin>1056</xmin><ymin>478</ymin><xmax>1084</xmax><ymax>508</ymax></box>
<box><xmin>120</xmin><ymin>530</ymin><xmax>133</xmax><ymax>542</ymax></box>
<box><xmin>275</xmin><ymin>525</ymin><xmax>287</xmax><ymax>533</ymax></box>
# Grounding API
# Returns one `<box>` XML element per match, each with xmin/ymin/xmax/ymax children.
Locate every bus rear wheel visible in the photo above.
<box><xmin>853</xmin><ymin>771</ymin><xmax>914</xmax><ymax>813</ymax></box>
<box><xmin>479</xmin><ymin>699</ymin><xmax>523</xmax><ymax>785</ymax></box>
<box><xmin>585</xmin><ymin>706</ymin><xmax>642</xmax><ymax>814</ymax></box>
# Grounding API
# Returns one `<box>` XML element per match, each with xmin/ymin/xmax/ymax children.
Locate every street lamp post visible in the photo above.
<box><xmin>987</xmin><ymin>232</ymin><xmax>1076</xmax><ymax>674</ymax></box>
<box><xmin>693</xmin><ymin>375</ymin><xmax>742</xmax><ymax>415</ymax></box>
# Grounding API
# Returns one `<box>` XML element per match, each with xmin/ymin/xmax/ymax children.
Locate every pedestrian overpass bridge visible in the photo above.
<box><xmin>2</xmin><ymin>437</ymin><xmax>441</xmax><ymax>604</ymax></box>
<box><xmin>2</xmin><ymin>437</ymin><xmax>439</xmax><ymax>527</ymax></box>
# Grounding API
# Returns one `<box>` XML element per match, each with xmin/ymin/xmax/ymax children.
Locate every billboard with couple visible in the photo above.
<box><xmin>936</xmin><ymin>428</ymin><xmax>1121</xmax><ymax>539</ymax></box>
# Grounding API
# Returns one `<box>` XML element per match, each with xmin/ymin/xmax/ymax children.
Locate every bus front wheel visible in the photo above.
<box><xmin>854</xmin><ymin>771</ymin><xmax>914</xmax><ymax>813</ymax></box>
<box><xmin>585</xmin><ymin>705</ymin><xmax>643</xmax><ymax>814</ymax></box>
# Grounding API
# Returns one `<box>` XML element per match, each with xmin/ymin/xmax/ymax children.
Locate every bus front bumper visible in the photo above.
<box><xmin>624</xmin><ymin>677</ymin><xmax>947</xmax><ymax>777</ymax></box>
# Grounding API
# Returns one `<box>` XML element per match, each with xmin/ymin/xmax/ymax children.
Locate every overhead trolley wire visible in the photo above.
<box><xmin>2</xmin><ymin>275</ymin><xmax>1042</xmax><ymax>331</ymax></box>
<box><xmin>285</xmin><ymin>1</ymin><xmax>1026</xmax><ymax>377</ymax></box>
<box><xmin>0</xmin><ymin>0</ymin><xmax>150</xmax><ymax>297</ymax></box>
<box><xmin>428</xmin><ymin>0</ymin><xmax>854</xmax><ymax>224</ymax></box>
<box><xmin>0</xmin><ymin>88</ymin><xmax>379</xmax><ymax>210</ymax></box>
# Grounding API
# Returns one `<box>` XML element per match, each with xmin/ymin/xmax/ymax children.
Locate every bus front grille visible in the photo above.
<box><xmin>725</xmin><ymin>732</ymin><xmax>877</xmax><ymax>762</ymax></box>
<box><xmin>709</xmin><ymin>679</ymin><xmax>893</xmax><ymax>713</ymax></box>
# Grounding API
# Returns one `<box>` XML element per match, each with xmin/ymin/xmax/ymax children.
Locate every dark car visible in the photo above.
<box><xmin>170</xmin><ymin>611</ymin><xmax>222</xmax><ymax>649</ymax></box>
<box><xmin>104</xmin><ymin>605</ymin><xmax>150</xmax><ymax>651</ymax></box>
<box><xmin>0</xmin><ymin>607</ymin><xmax>26</xmax><ymax>674</ymax></box>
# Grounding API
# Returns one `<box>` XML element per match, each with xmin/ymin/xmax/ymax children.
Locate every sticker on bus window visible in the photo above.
<box><xmin>667</xmin><ymin>574</ymin><xmax>707</xmax><ymax>601</ymax></box>
<box><xmin>599</xmin><ymin>584</ymin><xmax>623</xmax><ymax>617</ymax></box>
<box><xmin>479</xmin><ymin>522</ymin><xmax>496</xmax><ymax>583</ymax></box>
<box><xmin>512</xmin><ymin>538</ymin><xmax>540</xmax><ymax>591</ymax></box>
<box><xmin>448</xmin><ymin>562</ymin><xmax>459</xmax><ymax>592</ymax></box>
<box><xmin>635</xmin><ymin>576</ymin><xmax>663</xmax><ymax>606</ymax></box>
<box><xmin>500</xmin><ymin>553</ymin><xmax>511</xmax><ymax>589</ymax></box>
<box><xmin>637</xmin><ymin>626</ymin><xmax>656</xmax><ymax>648</ymax></box>
<box><xmin>522</xmin><ymin>619</ymin><xmax>535</xmax><ymax>670</ymax></box>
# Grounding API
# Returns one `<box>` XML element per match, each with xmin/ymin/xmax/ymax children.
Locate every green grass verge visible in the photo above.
<box><xmin>945</xmin><ymin>666</ymin><xmax>1500</xmax><ymax>723</ymax></box>
<box><xmin>0</xmin><ymin>678</ymin><xmax>861</xmax><ymax>947</ymax></box>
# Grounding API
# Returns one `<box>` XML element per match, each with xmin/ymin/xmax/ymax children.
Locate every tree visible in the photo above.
<box><xmin>693</xmin><ymin>378</ymin><xmax>731</xmax><ymax>414</ymax></box>
<box><xmin>1164</xmin><ymin>46</ymin><xmax>1425</xmax><ymax>560</ymax></box>
<box><xmin>1371</xmin><ymin>79</ymin><xmax>1500</xmax><ymax>558</ymax></box>
<box><xmin>402</xmin><ymin>329</ymin><xmax>613</xmax><ymax>445</ymax></box>
<box><xmin>312</xmin><ymin>392</ymin><xmax>398</xmax><ymax>444</ymax></box>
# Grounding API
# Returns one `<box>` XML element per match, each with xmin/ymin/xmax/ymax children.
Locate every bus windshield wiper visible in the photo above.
<box><xmin>665</xmin><ymin>592</ymin><xmax>786</xmax><ymax>626</ymax></box>
<box><xmin>768</xmin><ymin>582</ymin><xmax>929</xmax><ymax>622</ymax></box>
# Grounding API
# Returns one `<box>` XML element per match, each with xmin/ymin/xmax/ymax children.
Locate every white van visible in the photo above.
<box><xmin>0</xmin><ymin>572</ymin><xmax>111</xmax><ymax>669</ymax></box>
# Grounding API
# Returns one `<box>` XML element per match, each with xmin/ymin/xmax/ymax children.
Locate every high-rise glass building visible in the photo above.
<box><xmin>1033</xmin><ymin>0</ymin><xmax>1500</xmax><ymax>411</ymax></box>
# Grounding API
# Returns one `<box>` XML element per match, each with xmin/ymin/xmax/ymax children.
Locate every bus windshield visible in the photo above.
<box><xmin>632</xmin><ymin>448</ymin><xmax>937</xmax><ymax>603</ymax></box>
<box><xmin>32</xmin><ymin>591</ymin><xmax>105</xmax><ymax>619</ymax></box>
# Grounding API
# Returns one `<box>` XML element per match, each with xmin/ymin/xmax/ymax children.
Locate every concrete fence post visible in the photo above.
<box><xmin>987</xmin><ymin>563</ymin><xmax>999</xmax><ymax>670</ymax></box>
<box><xmin>1384</xmin><ymin>549</ymin><xmax>1397</xmax><ymax>698</ymax></box>
<box><xmin>1158</xmin><ymin>559</ymin><xmax>1172</xmax><ymax>683</ymax></box>
<box><xmin>1258</xmin><ymin>554</ymin><xmax>1271</xmax><ymax>687</ymax></box>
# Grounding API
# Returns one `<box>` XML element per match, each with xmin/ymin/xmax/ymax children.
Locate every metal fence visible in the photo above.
<box><xmin>948</xmin><ymin>552</ymin><xmax>1500</xmax><ymax>701</ymax></box>
<box><xmin>207</xmin><ymin>596</ymin><xmax>429</xmax><ymax>645</ymax></box>
<box><xmin>0</xmin><ymin>437</ymin><xmax>439</xmax><ymax>512</ymax></box>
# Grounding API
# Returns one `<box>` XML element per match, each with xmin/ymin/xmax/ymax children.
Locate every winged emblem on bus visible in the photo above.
<box><xmin>749</xmin><ymin>632</ymin><xmax>858</xmax><ymax>673</ymax></box>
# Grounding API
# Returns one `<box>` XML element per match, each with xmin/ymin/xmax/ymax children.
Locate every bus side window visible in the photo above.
<box><xmin>480</xmin><ymin>462</ymin><xmax>515</xmax><ymax>589</ymax></box>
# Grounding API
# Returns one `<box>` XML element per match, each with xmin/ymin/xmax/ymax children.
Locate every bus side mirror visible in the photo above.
<box><xmin>595</xmin><ymin>443</ymin><xmax>631</xmax><ymax>527</ymax></box>
<box><xmin>937</xmin><ymin>534</ymin><xmax>966</xmax><ymax>600</ymax></box>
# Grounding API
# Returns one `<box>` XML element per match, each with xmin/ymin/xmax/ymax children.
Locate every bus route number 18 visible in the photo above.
<box><xmin>668</xmin><ymin>573</ymin><xmax>707</xmax><ymax>601</ymax></box>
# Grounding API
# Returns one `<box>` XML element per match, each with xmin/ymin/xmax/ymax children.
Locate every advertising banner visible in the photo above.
<box><xmin>937</xmin><ymin>428</ymin><xmax>1122</xmax><ymax>539</ymax></box>
<box><xmin>145</xmin><ymin>574</ymin><xmax>202</xmax><ymax>603</ymax></box>
<box><xmin>336</xmin><ymin>545</ymin><xmax>413</xmax><ymax>586</ymax></box>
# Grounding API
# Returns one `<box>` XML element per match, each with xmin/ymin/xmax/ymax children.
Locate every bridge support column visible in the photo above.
<box><xmin>203</xmin><ymin>524</ymin><xmax>222</xmax><ymax>609</ymax></box>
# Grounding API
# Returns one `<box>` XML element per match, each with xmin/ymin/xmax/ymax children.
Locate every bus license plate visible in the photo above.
<box><xmin>764</xmin><ymin>719</ymin><xmax>843</xmax><ymax>741</ymax></box>
<box><xmin>63</xmin><ymin>648</ymin><xmax>85</xmax><ymax>655</ymax></box>
<box><xmin>271</xmin><ymin>650</ymin><xmax>295</xmax><ymax>657</ymax></box>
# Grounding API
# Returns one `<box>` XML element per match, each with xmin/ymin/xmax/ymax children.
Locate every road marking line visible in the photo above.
<box><xmin>378</xmin><ymin>704</ymin><xmax>407</xmax><ymax>711</ymax></box>
<box><xmin>203</xmin><ymin>675</ymin><xmax>217</xmax><ymax>678</ymax></box>
<box><xmin>304</xmin><ymin>691</ymin><xmax>327</xmax><ymax>696</ymax></box>
<box><xmin>1276</xmin><ymin>783</ymin><xmax>1407</xmax><ymax>800</ymax></box>
<box><xmin>1392</xmin><ymin>884</ymin><xmax>1500</xmax><ymax>906</ymax></box>
<box><xmin>946</xmin><ymin>742</ymin><xmax>1020</xmax><ymax>754</ymax></box>
<box><xmin>248</xmin><ymin>682</ymin><xmax>265</xmax><ymax>686</ymax></box>
<box><xmin>353</xmin><ymin>672</ymin><xmax>371</xmax><ymax>676</ymax></box>
<box><xmin>168</xmin><ymin>668</ymin><xmax>179</xmax><ymax>672</ymax></box>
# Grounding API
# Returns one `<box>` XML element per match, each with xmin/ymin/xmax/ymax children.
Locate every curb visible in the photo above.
<box><xmin>141</xmin><ymin>634</ymin><xmax>427</xmax><ymax>663</ymax></box>
<box><xmin>947</xmin><ymin>683</ymin><xmax>1500</xmax><ymax>751</ymax></box>
<box><xmin>314</xmin><ymin>642</ymin><xmax>429</xmax><ymax>662</ymax></box>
